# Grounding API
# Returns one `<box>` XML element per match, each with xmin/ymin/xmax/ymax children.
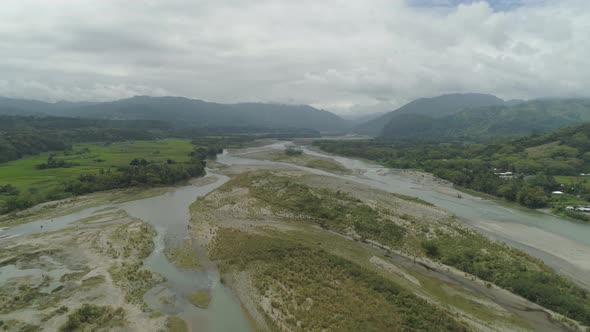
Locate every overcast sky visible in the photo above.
<box><xmin>0</xmin><ymin>0</ymin><xmax>588</xmax><ymax>114</ymax></box>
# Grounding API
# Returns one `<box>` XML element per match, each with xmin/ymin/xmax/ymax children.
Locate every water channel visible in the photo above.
<box><xmin>2</xmin><ymin>140</ymin><xmax>590</xmax><ymax>331</ymax></box>
<box><xmin>218</xmin><ymin>141</ymin><xmax>590</xmax><ymax>289</ymax></box>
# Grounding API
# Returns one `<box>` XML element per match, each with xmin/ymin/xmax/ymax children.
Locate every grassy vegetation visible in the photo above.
<box><xmin>0</xmin><ymin>277</ymin><xmax>65</xmax><ymax>314</ymax></box>
<box><xmin>0</xmin><ymin>284</ymin><xmax>47</xmax><ymax>314</ymax></box>
<box><xmin>316</xmin><ymin>122</ymin><xmax>590</xmax><ymax>215</ymax></box>
<box><xmin>284</xmin><ymin>147</ymin><xmax>303</xmax><ymax>156</ymax></box>
<box><xmin>185</xmin><ymin>290</ymin><xmax>210</xmax><ymax>309</ymax></box>
<box><xmin>111</xmin><ymin>187</ymin><xmax>173</xmax><ymax>204</ymax></box>
<box><xmin>81</xmin><ymin>275</ymin><xmax>106</xmax><ymax>288</ymax></box>
<box><xmin>244</xmin><ymin>223</ymin><xmax>533</xmax><ymax>328</ymax></box>
<box><xmin>41</xmin><ymin>305</ymin><xmax>70</xmax><ymax>322</ymax></box>
<box><xmin>211</xmin><ymin>229</ymin><xmax>468</xmax><ymax>331</ymax></box>
<box><xmin>559</xmin><ymin>209</ymin><xmax>590</xmax><ymax>222</ymax></box>
<box><xmin>0</xmin><ymin>213</ymin><xmax>161</xmax><ymax>328</ymax></box>
<box><xmin>218</xmin><ymin>171</ymin><xmax>590</xmax><ymax>327</ymax></box>
<box><xmin>165</xmin><ymin>239</ymin><xmax>202</xmax><ymax>269</ymax></box>
<box><xmin>0</xmin><ymin>320</ymin><xmax>40</xmax><ymax>332</ymax></box>
<box><xmin>0</xmin><ymin>138</ymin><xmax>207</xmax><ymax>216</ymax></box>
<box><xmin>60</xmin><ymin>304</ymin><xmax>126</xmax><ymax>331</ymax></box>
<box><xmin>390</xmin><ymin>192</ymin><xmax>435</xmax><ymax>207</ymax></box>
<box><xmin>149</xmin><ymin>311</ymin><xmax>164</xmax><ymax>318</ymax></box>
<box><xmin>103</xmin><ymin>221</ymin><xmax>158</xmax><ymax>308</ymax></box>
<box><xmin>555</xmin><ymin>175</ymin><xmax>590</xmax><ymax>190</ymax></box>
<box><xmin>303</xmin><ymin>158</ymin><xmax>349</xmax><ymax>173</ymax></box>
<box><xmin>59</xmin><ymin>271</ymin><xmax>90</xmax><ymax>283</ymax></box>
<box><xmin>245</xmin><ymin>149</ymin><xmax>350</xmax><ymax>173</ymax></box>
<box><xmin>166</xmin><ymin>316</ymin><xmax>188</xmax><ymax>332</ymax></box>
<box><xmin>109</xmin><ymin>262</ymin><xmax>160</xmax><ymax>309</ymax></box>
<box><xmin>422</xmin><ymin>230</ymin><xmax>590</xmax><ymax>325</ymax></box>
<box><xmin>110</xmin><ymin>222</ymin><xmax>157</xmax><ymax>259</ymax></box>
<box><xmin>227</xmin><ymin>172</ymin><xmax>407</xmax><ymax>245</ymax></box>
<box><xmin>0</xmin><ymin>139</ymin><xmax>194</xmax><ymax>195</ymax></box>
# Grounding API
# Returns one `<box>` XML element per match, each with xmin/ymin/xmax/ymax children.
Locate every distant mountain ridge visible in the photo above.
<box><xmin>0</xmin><ymin>95</ymin><xmax>348</xmax><ymax>133</ymax></box>
<box><xmin>380</xmin><ymin>99</ymin><xmax>590</xmax><ymax>141</ymax></box>
<box><xmin>354</xmin><ymin>93</ymin><xmax>505</xmax><ymax>135</ymax></box>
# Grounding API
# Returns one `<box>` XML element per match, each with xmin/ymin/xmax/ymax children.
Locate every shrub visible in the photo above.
<box><xmin>60</xmin><ymin>304</ymin><xmax>125</xmax><ymax>331</ymax></box>
<box><xmin>285</xmin><ymin>147</ymin><xmax>303</xmax><ymax>156</ymax></box>
<box><xmin>421</xmin><ymin>241</ymin><xmax>440</xmax><ymax>258</ymax></box>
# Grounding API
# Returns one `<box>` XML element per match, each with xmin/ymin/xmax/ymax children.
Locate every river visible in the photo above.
<box><xmin>120</xmin><ymin>172</ymin><xmax>251</xmax><ymax>332</ymax></box>
<box><xmin>0</xmin><ymin>171</ymin><xmax>252</xmax><ymax>332</ymax></box>
<box><xmin>217</xmin><ymin>141</ymin><xmax>590</xmax><ymax>290</ymax></box>
<box><xmin>2</xmin><ymin>140</ymin><xmax>590</xmax><ymax>331</ymax></box>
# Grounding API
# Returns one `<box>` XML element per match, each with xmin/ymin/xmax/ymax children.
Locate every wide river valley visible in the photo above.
<box><xmin>2</xmin><ymin>140</ymin><xmax>590</xmax><ymax>331</ymax></box>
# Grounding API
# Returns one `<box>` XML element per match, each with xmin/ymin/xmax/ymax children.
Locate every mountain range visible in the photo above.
<box><xmin>0</xmin><ymin>96</ymin><xmax>348</xmax><ymax>133</ymax></box>
<box><xmin>379</xmin><ymin>98</ymin><xmax>590</xmax><ymax>141</ymax></box>
<box><xmin>353</xmin><ymin>93</ymin><xmax>507</xmax><ymax>135</ymax></box>
<box><xmin>3</xmin><ymin>93</ymin><xmax>590</xmax><ymax>142</ymax></box>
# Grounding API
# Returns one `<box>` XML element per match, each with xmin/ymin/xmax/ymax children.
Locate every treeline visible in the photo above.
<box><xmin>63</xmin><ymin>158</ymin><xmax>206</xmax><ymax>196</ymax></box>
<box><xmin>177</xmin><ymin>126</ymin><xmax>320</xmax><ymax>139</ymax></box>
<box><xmin>422</xmin><ymin>230</ymin><xmax>590</xmax><ymax>326</ymax></box>
<box><xmin>379</xmin><ymin>99</ymin><xmax>590</xmax><ymax>142</ymax></box>
<box><xmin>0</xmin><ymin>115</ymin><xmax>321</xmax><ymax>164</ymax></box>
<box><xmin>314</xmin><ymin>126</ymin><xmax>590</xmax><ymax>210</ymax></box>
<box><xmin>36</xmin><ymin>155</ymin><xmax>79</xmax><ymax>169</ymax></box>
<box><xmin>0</xmin><ymin>145</ymin><xmax>213</xmax><ymax>214</ymax></box>
<box><xmin>0</xmin><ymin>115</ymin><xmax>171</xmax><ymax>163</ymax></box>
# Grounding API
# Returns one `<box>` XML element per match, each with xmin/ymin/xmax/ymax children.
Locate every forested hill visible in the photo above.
<box><xmin>354</xmin><ymin>93</ymin><xmax>505</xmax><ymax>135</ymax></box>
<box><xmin>0</xmin><ymin>96</ymin><xmax>348</xmax><ymax>133</ymax></box>
<box><xmin>0</xmin><ymin>115</ymin><xmax>172</xmax><ymax>163</ymax></box>
<box><xmin>380</xmin><ymin>99</ymin><xmax>590</xmax><ymax>142</ymax></box>
<box><xmin>315</xmin><ymin>121</ymin><xmax>590</xmax><ymax>213</ymax></box>
<box><xmin>0</xmin><ymin>115</ymin><xmax>323</xmax><ymax>164</ymax></box>
<box><xmin>0</xmin><ymin>96</ymin><xmax>97</xmax><ymax>115</ymax></box>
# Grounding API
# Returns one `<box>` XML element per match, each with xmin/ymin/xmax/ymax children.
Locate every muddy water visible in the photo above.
<box><xmin>218</xmin><ymin>142</ymin><xmax>590</xmax><ymax>289</ymax></box>
<box><xmin>119</xmin><ymin>173</ymin><xmax>251</xmax><ymax>332</ymax></box>
<box><xmin>0</xmin><ymin>172</ymin><xmax>251</xmax><ymax>332</ymax></box>
<box><xmin>4</xmin><ymin>140</ymin><xmax>590</xmax><ymax>330</ymax></box>
<box><xmin>0</xmin><ymin>206</ymin><xmax>107</xmax><ymax>239</ymax></box>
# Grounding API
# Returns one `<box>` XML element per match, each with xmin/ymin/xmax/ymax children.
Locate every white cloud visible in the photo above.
<box><xmin>0</xmin><ymin>0</ymin><xmax>589</xmax><ymax>113</ymax></box>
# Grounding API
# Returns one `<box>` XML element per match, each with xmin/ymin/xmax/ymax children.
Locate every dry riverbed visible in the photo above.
<box><xmin>2</xmin><ymin>144</ymin><xmax>589</xmax><ymax>332</ymax></box>
<box><xmin>0</xmin><ymin>186</ymin><xmax>174</xmax><ymax>228</ymax></box>
<box><xmin>0</xmin><ymin>207</ymin><xmax>167</xmax><ymax>331</ymax></box>
<box><xmin>0</xmin><ymin>173</ymin><xmax>255</xmax><ymax>332</ymax></box>
<box><xmin>189</xmin><ymin>164</ymin><xmax>583</xmax><ymax>332</ymax></box>
<box><xmin>237</xmin><ymin>148</ymin><xmax>351</xmax><ymax>174</ymax></box>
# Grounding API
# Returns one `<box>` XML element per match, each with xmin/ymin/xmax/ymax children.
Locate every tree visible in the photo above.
<box><xmin>285</xmin><ymin>147</ymin><xmax>303</xmax><ymax>156</ymax></box>
<box><xmin>421</xmin><ymin>241</ymin><xmax>440</xmax><ymax>258</ymax></box>
<box><xmin>517</xmin><ymin>186</ymin><xmax>548</xmax><ymax>208</ymax></box>
<box><xmin>497</xmin><ymin>183</ymin><xmax>517</xmax><ymax>201</ymax></box>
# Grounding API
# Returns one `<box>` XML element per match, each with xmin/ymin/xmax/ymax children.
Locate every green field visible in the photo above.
<box><xmin>0</xmin><ymin>139</ymin><xmax>194</xmax><ymax>196</ymax></box>
<box><xmin>555</xmin><ymin>175</ymin><xmax>590</xmax><ymax>189</ymax></box>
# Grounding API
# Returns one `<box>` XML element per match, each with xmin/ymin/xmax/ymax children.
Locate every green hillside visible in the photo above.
<box><xmin>380</xmin><ymin>99</ymin><xmax>590</xmax><ymax>141</ymax></box>
<box><xmin>0</xmin><ymin>115</ymin><xmax>171</xmax><ymax>163</ymax></box>
<box><xmin>0</xmin><ymin>96</ymin><xmax>348</xmax><ymax>133</ymax></box>
<box><xmin>316</xmin><ymin>121</ymin><xmax>590</xmax><ymax>219</ymax></box>
<box><xmin>354</xmin><ymin>93</ymin><xmax>504</xmax><ymax>135</ymax></box>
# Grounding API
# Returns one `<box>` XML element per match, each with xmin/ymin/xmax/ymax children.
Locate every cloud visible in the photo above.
<box><xmin>0</xmin><ymin>0</ymin><xmax>589</xmax><ymax>113</ymax></box>
<box><xmin>406</xmin><ymin>0</ymin><xmax>530</xmax><ymax>11</ymax></box>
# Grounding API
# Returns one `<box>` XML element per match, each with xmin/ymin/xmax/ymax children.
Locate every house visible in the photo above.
<box><xmin>495</xmin><ymin>171</ymin><xmax>515</xmax><ymax>179</ymax></box>
<box><xmin>551</xmin><ymin>191</ymin><xmax>564</xmax><ymax>195</ymax></box>
<box><xmin>496</xmin><ymin>171</ymin><xmax>513</xmax><ymax>176</ymax></box>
